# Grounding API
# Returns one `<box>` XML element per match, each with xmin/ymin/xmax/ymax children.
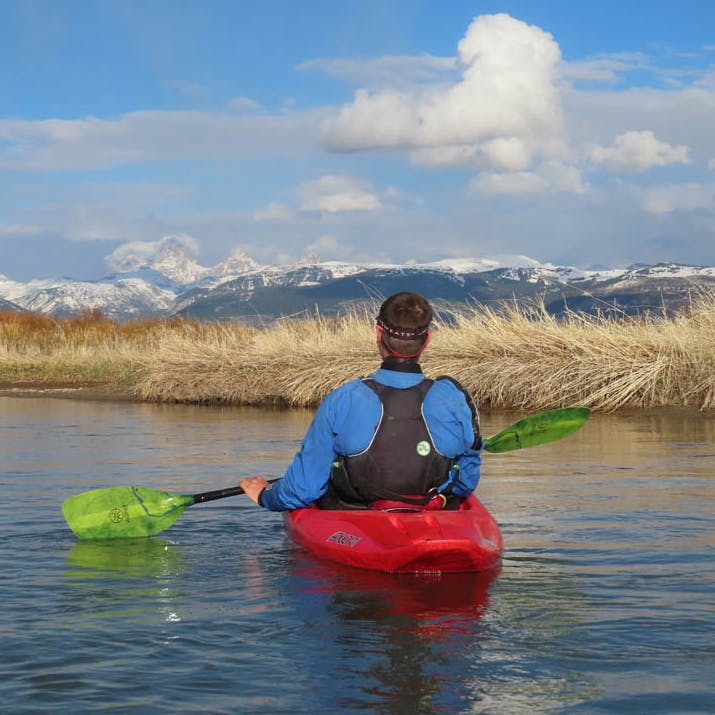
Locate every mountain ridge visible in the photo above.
<box><xmin>1</xmin><ymin>244</ymin><xmax>714</xmax><ymax>321</ymax></box>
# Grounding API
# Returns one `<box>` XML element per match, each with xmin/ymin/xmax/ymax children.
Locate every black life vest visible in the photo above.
<box><xmin>327</xmin><ymin>378</ymin><xmax>455</xmax><ymax>506</ymax></box>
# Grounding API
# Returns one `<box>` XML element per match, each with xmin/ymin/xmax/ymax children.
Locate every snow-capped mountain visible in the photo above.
<box><xmin>0</xmin><ymin>273</ymin><xmax>177</xmax><ymax>319</ymax></box>
<box><xmin>1</xmin><ymin>243</ymin><xmax>714</xmax><ymax>321</ymax></box>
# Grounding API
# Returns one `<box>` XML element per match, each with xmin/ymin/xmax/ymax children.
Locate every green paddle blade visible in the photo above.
<box><xmin>62</xmin><ymin>486</ymin><xmax>195</xmax><ymax>540</ymax></box>
<box><xmin>483</xmin><ymin>407</ymin><xmax>590</xmax><ymax>453</ymax></box>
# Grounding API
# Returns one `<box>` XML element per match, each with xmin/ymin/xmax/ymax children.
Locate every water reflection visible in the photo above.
<box><xmin>1</xmin><ymin>397</ymin><xmax>714</xmax><ymax>714</ymax></box>
<box><xmin>66</xmin><ymin>537</ymin><xmax>185</xmax><ymax>579</ymax></box>
<box><xmin>292</xmin><ymin>553</ymin><xmax>499</xmax><ymax>629</ymax></box>
<box><xmin>289</xmin><ymin>552</ymin><xmax>500</xmax><ymax>712</ymax></box>
<box><xmin>64</xmin><ymin>538</ymin><xmax>186</xmax><ymax>628</ymax></box>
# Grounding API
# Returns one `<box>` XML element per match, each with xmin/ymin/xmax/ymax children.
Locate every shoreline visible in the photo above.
<box><xmin>0</xmin><ymin>381</ymin><xmax>711</xmax><ymax>418</ymax></box>
<box><xmin>0</xmin><ymin>381</ymin><xmax>134</xmax><ymax>401</ymax></box>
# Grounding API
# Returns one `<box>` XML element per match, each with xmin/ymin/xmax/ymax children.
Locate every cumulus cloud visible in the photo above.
<box><xmin>411</xmin><ymin>136</ymin><xmax>533</xmax><ymax>171</ymax></box>
<box><xmin>590</xmin><ymin>130</ymin><xmax>690</xmax><ymax>172</ymax></box>
<box><xmin>321</xmin><ymin>14</ymin><xmax>565</xmax><ymax>170</ymax></box>
<box><xmin>105</xmin><ymin>234</ymin><xmax>199</xmax><ymax>272</ymax></box>
<box><xmin>298</xmin><ymin>175</ymin><xmax>382</xmax><ymax>213</ymax></box>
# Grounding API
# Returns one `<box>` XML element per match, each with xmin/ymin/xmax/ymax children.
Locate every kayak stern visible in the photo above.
<box><xmin>284</xmin><ymin>495</ymin><xmax>503</xmax><ymax>574</ymax></box>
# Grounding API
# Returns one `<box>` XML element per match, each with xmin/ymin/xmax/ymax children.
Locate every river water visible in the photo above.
<box><xmin>0</xmin><ymin>395</ymin><xmax>713</xmax><ymax>714</ymax></box>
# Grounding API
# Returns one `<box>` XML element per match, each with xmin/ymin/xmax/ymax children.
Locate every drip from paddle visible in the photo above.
<box><xmin>62</xmin><ymin>407</ymin><xmax>590</xmax><ymax>540</ymax></box>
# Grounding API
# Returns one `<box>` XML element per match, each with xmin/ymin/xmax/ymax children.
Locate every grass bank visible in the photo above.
<box><xmin>1</xmin><ymin>295</ymin><xmax>714</xmax><ymax>411</ymax></box>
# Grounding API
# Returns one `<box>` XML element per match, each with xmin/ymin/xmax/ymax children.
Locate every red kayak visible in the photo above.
<box><xmin>283</xmin><ymin>495</ymin><xmax>503</xmax><ymax>574</ymax></box>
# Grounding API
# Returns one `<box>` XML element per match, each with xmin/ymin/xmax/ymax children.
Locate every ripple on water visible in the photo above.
<box><xmin>1</xmin><ymin>398</ymin><xmax>714</xmax><ymax>713</ymax></box>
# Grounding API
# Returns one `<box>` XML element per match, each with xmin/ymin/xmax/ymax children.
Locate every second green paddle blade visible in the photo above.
<box><xmin>62</xmin><ymin>486</ymin><xmax>195</xmax><ymax>540</ymax></box>
<box><xmin>484</xmin><ymin>407</ymin><xmax>590</xmax><ymax>453</ymax></box>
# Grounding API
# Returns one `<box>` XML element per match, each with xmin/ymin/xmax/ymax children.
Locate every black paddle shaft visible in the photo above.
<box><xmin>191</xmin><ymin>478</ymin><xmax>279</xmax><ymax>504</ymax></box>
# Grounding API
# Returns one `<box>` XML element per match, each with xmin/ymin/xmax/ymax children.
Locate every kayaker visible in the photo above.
<box><xmin>239</xmin><ymin>292</ymin><xmax>483</xmax><ymax>511</ymax></box>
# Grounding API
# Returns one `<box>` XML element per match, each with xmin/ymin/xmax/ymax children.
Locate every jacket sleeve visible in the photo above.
<box><xmin>452</xmin><ymin>448</ymin><xmax>482</xmax><ymax>497</ymax></box>
<box><xmin>260</xmin><ymin>390</ymin><xmax>341</xmax><ymax>511</ymax></box>
<box><xmin>432</xmin><ymin>376</ymin><xmax>483</xmax><ymax>497</ymax></box>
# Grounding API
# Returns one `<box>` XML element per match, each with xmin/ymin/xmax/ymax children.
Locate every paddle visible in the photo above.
<box><xmin>483</xmin><ymin>406</ymin><xmax>590</xmax><ymax>453</ymax></box>
<box><xmin>62</xmin><ymin>406</ymin><xmax>589</xmax><ymax>540</ymax></box>
<box><xmin>62</xmin><ymin>482</ymin><xmax>278</xmax><ymax>541</ymax></box>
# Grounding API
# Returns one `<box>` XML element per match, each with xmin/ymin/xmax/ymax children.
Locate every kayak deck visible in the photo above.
<box><xmin>283</xmin><ymin>495</ymin><xmax>503</xmax><ymax>574</ymax></box>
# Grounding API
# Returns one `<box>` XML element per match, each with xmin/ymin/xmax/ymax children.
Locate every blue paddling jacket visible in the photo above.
<box><xmin>260</xmin><ymin>358</ymin><xmax>483</xmax><ymax>511</ymax></box>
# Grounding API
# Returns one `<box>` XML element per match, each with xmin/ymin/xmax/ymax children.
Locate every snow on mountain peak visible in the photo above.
<box><xmin>149</xmin><ymin>242</ymin><xmax>210</xmax><ymax>284</ymax></box>
<box><xmin>212</xmin><ymin>248</ymin><xmax>259</xmax><ymax>276</ymax></box>
<box><xmin>298</xmin><ymin>252</ymin><xmax>321</xmax><ymax>266</ymax></box>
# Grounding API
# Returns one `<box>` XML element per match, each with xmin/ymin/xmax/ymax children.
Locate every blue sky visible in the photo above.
<box><xmin>2</xmin><ymin>0</ymin><xmax>715</xmax><ymax>280</ymax></box>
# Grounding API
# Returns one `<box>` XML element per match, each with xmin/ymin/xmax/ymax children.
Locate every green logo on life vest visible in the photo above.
<box><xmin>416</xmin><ymin>440</ymin><xmax>431</xmax><ymax>456</ymax></box>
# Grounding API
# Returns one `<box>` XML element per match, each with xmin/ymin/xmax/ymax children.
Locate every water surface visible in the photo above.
<box><xmin>1</xmin><ymin>396</ymin><xmax>713</xmax><ymax>713</ymax></box>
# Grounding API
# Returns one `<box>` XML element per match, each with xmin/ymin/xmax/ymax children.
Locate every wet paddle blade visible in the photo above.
<box><xmin>62</xmin><ymin>486</ymin><xmax>195</xmax><ymax>540</ymax></box>
<box><xmin>484</xmin><ymin>407</ymin><xmax>590</xmax><ymax>453</ymax></box>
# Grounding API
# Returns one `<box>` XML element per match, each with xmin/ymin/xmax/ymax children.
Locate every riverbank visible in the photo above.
<box><xmin>0</xmin><ymin>381</ymin><xmax>133</xmax><ymax>401</ymax></box>
<box><xmin>2</xmin><ymin>294</ymin><xmax>714</xmax><ymax>411</ymax></box>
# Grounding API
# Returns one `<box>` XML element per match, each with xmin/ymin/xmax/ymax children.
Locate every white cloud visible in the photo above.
<box><xmin>471</xmin><ymin>171</ymin><xmax>549</xmax><ymax>196</ymax></box>
<box><xmin>0</xmin><ymin>223</ymin><xmax>45</xmax><ymax>237</ymax></box>
<box><xmin>561</xmin><ymin>54</ymin><xmax>647</xmax><ymax>84</ymax></box>
<box><xmin>321</xmin><ymin>14</ymin><xmax>565</xmax><ymax>169</ymax></box>
<box><xmin>298</xmin><ymin>175</ymin><xmax>382</xmax><ymax>213</ymax></box>
<box><xmin>297</xmin><ymin>55</ymin><xmax>456</xmax><ymax>87</ymax></box>
<box><xmin>708</xmin><ymin>157</ymin><xmax>715</xmax><ymax>170</ymax></box>
<box><xmin>228</xmin><ymin>96</ymin><xmax>265</xmax><ymax>112</ymax></box>
<box><xmin>303</xmin><ymin>234</ymin><xmax>358</xmax><ymax>261</ymax></box>
<box><xmin>105</xmin><ymin>234</ymin><xmax>199</xmax><ymax>272</ymax></box>
<box><xmin>694</xmin><ymin>70</ymin><xmax>715</xmax><ymax>88</ymax></box>
<box><xmin>470</xmin><ymin>161</ymin><xmax>585</xmax><ymax>196</ymax></box>
<box><xmin>641</xmin><ymin>183</ymin><xmax>715</xmax><ymax>214</ymax></box>
<box><xmin>0</xmin><ymin>110</ymin><xmax>324</xmax><ymax>171</ymax></box>
<box><xmin>253</xmin><ymin>202</ymin><xmax>294</xmax><ymax>222</ymax></box>
<box><xmin>591</xmin><ymin>130</ymin><xmax>690</xmax><ymax>172</ymax></box>
<box><xmin>411</xmin><ymin>136</ymin><xmax>533</xmax><ymax>171</ymax></box>
<box><xmin>539</xmin><ymin>161</ymin><xmax>587</xmax><ymax>193</ymax></box>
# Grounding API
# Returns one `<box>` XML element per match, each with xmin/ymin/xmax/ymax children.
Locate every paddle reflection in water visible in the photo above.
<box><xmin>67</xmin><ymin>538</ymin><xmax>185</xmax><ymax>579</ymax></box>
<box><xmin>65</xmin><ymin>538</ymin><xmax>187</xmax><ymax>628</ymax></box>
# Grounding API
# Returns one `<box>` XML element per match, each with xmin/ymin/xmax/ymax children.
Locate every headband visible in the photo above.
<box><xmin>376</xmin><ymin>316</ymin><xmax>430</xmax><ymax>339</ymax></box>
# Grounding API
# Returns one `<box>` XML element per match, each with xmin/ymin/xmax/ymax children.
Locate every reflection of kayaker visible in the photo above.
<box><xmin>290</xmin><ymin>552</ymin><xmax>501</xmax><ymax>630</ymax></box>
<box><xmin>240</xmin><ymin>292</ymin><xmax>484</xmax><ymax>516</ymax></box>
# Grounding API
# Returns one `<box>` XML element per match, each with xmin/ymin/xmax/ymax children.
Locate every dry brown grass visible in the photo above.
<box><xmin>0</xmin><ymin>310</ymin><xmax>212</xmax><ymax>388</ymax></box>
<box><xmin>2</xmin><ymin>294</ymin><xmax>714</xmax><ymax>411</ymax></box>
<box><xmin>132</xmin><ymin>311</ymin><xmax>376</xmax><ymax>405</ymax></box>
<box><xmin>426</xmin><ymin>294</ymin><xmax>715</xmax><ymax>411</ymax></box>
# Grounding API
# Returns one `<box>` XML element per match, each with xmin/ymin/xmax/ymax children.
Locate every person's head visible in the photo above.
<box><xmin>376</xmin><ymin>292</ymin><xmax>433</xmax><ymax>359</ymax></box>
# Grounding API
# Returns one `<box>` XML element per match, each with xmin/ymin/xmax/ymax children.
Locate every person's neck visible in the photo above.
<box><xmin>380</xmin><ymin>355</ymin><xmax>423</xmax><ymax>373</ymax></box>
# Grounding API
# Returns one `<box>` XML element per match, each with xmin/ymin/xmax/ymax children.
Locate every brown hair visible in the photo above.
<box><xmin>377</xmin><ymin>292</ymin><xmax>433</xmax><ymax>357</ymax></box>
